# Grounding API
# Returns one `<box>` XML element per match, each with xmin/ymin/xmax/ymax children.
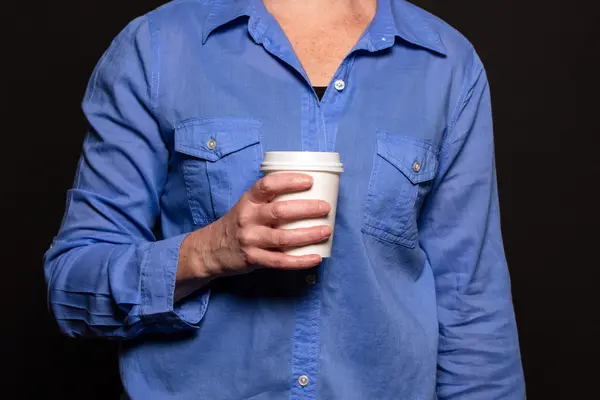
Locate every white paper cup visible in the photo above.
<box><xmin>260</xmin><ymin>152</ymin><xmax>343</xmax><ymax>258</ymax></box>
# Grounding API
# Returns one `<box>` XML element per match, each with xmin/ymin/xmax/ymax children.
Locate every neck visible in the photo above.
<box><xmin>264</xmin><ymin>0</ymin><xmax>370</xmax><ymax>5</ymax></box>
<box><xmin>263</xmin><ymin>0</ymin><xmax>377</xmax><ymax>17</ymax></box>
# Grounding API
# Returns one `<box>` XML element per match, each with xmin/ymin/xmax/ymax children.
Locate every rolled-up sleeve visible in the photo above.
<box><xmin>44</xmin><ymin>15</ymin><xmax>209</xmax><ymax>339</ymax></box>
<box><xmin>419</xmin><ymin>51</ymin><xmax>525</xmax><ymax>398</ymax></box>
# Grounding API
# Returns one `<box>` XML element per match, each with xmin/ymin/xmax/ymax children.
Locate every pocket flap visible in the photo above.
<box><xmin>175</xmin><ymin>118</ymin><xmax>261</xmax><ymax>162</ymax></box>
<box><xmin>376</xmin><ymin>131</ymin><xmax>438</xmax><ymax>184</ymax></box>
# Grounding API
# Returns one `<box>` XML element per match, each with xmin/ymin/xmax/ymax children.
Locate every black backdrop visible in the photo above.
<box><xmin>4</xmin><ymin>1</ymin><xmax>597</xmax><ymax>399</ymax></box>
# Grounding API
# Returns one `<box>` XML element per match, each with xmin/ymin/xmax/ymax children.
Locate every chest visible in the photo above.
<box><xmin>160</xmin><ymin>23</ymin><xmax>451</xmax><ymax>255</ymax></box>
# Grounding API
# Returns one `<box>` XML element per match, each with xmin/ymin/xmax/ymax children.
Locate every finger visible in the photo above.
<box><xmin>246</xmin><ymin>173</ymin><xmax>313</xmax><ymax>204</ymax></box>
<box><xmin>258</xmin><ymin>200</ymin><xmax>331</xmax><ymax>225</ymax></box>
<box><xmin>245</xmin><ymin>247</ymin><xmax>322</xmax><ymax>270</ymax></box>
<box><xmin>242</xmin><ymin>225</ymin><xmax>332</xmax><ymax>249</ymax></box>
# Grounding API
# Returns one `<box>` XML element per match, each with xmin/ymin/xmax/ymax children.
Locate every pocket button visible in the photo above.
<box><xmin>207</xmin><ymin>139</ymin><xmax>217</xmax><ymax>150</ymax></box>
<box><xmin>412</xmin><ymin>161</ymin><xmax>421</xmax><ymax>173</ymax></box>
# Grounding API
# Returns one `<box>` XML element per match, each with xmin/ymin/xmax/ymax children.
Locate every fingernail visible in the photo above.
<box><xmin>320</xmin><ymin>226</ymin><xmax>332</xmax><ymax>236</ymax></box>
<box><xmin>308</xmin><ymin>254</ymin><xmax>322</xmax><ymax>264</ymax></box>
<box><xmin>319</xmin><ymin>201</ymin><xmax>330</xmax><ymax>212</ymax></box>
<box><xmin>298</xmin><ymin>175</ymin><xmax>312</xmax><ymax>184</ymax></box>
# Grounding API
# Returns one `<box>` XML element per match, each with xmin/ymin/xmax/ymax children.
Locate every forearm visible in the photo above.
<box><xmin>426</xmin><ymin>141</ymin><xmax>524</xmax><ymax>398</ymax></box>
<box><xmin>45</xmin><ymin>233</ymin><xmax>209</xmax><ymax>339</ymax></box>
<box><xmin>431</xmin><ymin>209</ymin><xmax>524</xmax><ymax>398</ymax></box>
<box><xmin>44</xmin><ymin>15</ymin><xmax>213</xmax><ymax>340</ymax></box>
<box><xmin>431</xmin><ymin>213</ymin><xmax>524</xmax><ymax>399</ymax></box>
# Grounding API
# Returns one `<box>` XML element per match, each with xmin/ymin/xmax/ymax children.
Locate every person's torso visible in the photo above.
<box><xmin>119</xmin><ymin>1</ymin><xmax>475</xmax><ymax>399</ymax></box>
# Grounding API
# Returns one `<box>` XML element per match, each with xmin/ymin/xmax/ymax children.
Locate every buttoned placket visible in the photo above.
<box><xmin>245</xmin><ymin>7</ymin><xmax>395</xmax><ymax>398</ymax></box>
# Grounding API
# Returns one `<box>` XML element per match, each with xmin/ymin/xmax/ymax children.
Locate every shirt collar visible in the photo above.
<box><xmin>202</xmin><ymin>0</ymin><xmax>447</xmax><ymax>56</ymax></box>
<box><xmin>202</xmin><ymin>0</ymin><xmax>257</xmax><ymax>44</ymax></box>
<box><xmin>370</xmin><ymin>0</ymin><xmax>446</xmax><ymax>55</ymax></box>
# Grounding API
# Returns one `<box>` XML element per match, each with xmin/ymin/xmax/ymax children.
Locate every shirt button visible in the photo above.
<box><xmin>305</xmin><ymin>274</ymin><xmax>317</xmax><ymax>285</ymax></box>
<box><xmin>207</xmin><ymin>139</ymin><xmax>217</xmax><ymax>150</ymax></box>
<box><xmin>298</xmin><ymin>375</ymin><xmax>310</xmax><ymax>387</ymax></box>
<box><xmin>334</xmin><ymin>79</ymin><xmax>345</xmax><ymax>91</ymax></box>
<box><xmin>412</xmin><ymin>161</ymin><xmax>421</xmax><ymax>173</ymax></box>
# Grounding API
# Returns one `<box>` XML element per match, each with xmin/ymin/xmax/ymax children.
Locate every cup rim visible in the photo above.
<box><xmin>261</xmin><ymin>151</ymin><xmax>343</xmax><ymax>173</ymax></box>
<box><xmin>260</xmin><ymin>163</ymin><xmax>344</xmax><ymax>173</ymax></box>
<box><xmin>263</xmin><ymin>151</ymin><xmax>340</xmax><ymax>155</ymax></box>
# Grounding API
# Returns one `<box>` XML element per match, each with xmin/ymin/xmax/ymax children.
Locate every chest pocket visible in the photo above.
<box><xmin>174</xmin><ymin>118</ymin><xmax>262</xmax><ymax>227</ymax></box>
<box><xmin>362</xmin><ymin>131</ymin><xmax>439</xmax><ymax>248</ymax></box>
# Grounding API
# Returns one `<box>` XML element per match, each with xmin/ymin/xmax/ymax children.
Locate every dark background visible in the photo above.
<box><xmin>4</xmin><ymin>0</ymin><xmax>597</xmax><ymax>398</ymax></box>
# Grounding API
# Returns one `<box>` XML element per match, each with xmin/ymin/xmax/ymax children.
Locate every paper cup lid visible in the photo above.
<box><xmin>261</xmin><ymin>152</ymin><xmax>344</xmax><ymax>173</ymax></box>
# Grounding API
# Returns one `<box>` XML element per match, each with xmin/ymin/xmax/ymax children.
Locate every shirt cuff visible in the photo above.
<box><xmin>138</xmin><ymin>233</ymin><xmax>210</xmax><ymax>330</ymax></box>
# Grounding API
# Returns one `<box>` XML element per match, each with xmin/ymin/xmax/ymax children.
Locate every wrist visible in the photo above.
<box><xmin>197</xmin><ymin>221</ymin><xmax>226</xmax><ymax>280</ymax></box>
<box><xmin>174</xmin><ymin>226</ymin><xmax>223</xmax><ymax>303</ymax></box>
<box><xmin>179</xmin><ymin>226</ymin><xmax>222</xmax><ymax>282</ymax></box>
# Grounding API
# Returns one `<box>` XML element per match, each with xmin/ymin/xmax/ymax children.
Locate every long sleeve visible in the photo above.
<box><xmin>419</xmin><ymin>52</ymin><xmax>525</xmax><ymax>398</ymax></box>
<box><xmin>44</xmin><ymin>16</ymin><xmax>209</xmax><ymax>339</ymax></box>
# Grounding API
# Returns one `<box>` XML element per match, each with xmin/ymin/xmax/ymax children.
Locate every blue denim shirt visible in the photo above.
<box><xmin>44</xmin><ymin>0</ymin><xmax>525</xmax><ymax>398</ymax></box>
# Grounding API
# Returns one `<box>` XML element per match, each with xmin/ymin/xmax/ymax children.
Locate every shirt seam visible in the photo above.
<box><xmin>441</xmin><ymin>48</ymin><xmax>483</xmax><ymax>152</ymax></box>
<box><xmin>145</xmin><ymin>10</ymin><xmax>172</xmax><ymax>211</ymax></box>
<box><xmin>146</xmin><ymin>12</ymin><xmax>165</xmax><ymax>129</ymax></box>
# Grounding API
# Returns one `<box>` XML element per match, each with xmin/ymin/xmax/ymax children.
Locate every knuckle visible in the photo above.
<box><xmin>274</xmin><ymin>231</ymin><xmax>290</xmax><ymax>247</ymax></box>
<box><xmin>271</xmin><ymin>203</ymin><xmax>287</xmax><ymax>220</ymax></box>
<box><xmin>238</xmin><ymin>229</ymin><xmax>253</xmax><ymax>246</ymax></box>
<box><xmin>236</xmin><ymin>208</ymin><xmax>252</xmax><ymax>227</ymax></box>
<box><xmin>243</xmin><ymin>248</ymin><xmax>257</xmax><ymax>264</ymax></box>
<box><xmin>257</xmin><ymin>177</ymin><xmax>273</xmax><ymax>195</ymax></box>
<box><xmin>272</xmin><ymin>256</ymin><xmax>286</xmax><ymax>269</ymax></box>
